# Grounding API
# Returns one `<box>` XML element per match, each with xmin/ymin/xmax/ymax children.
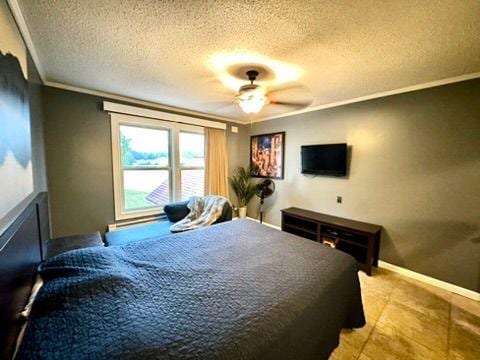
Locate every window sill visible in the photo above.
<box><xmin>114</xmin><ymin>209</ymin><xmax>165</xmax><ymax>222</ymax></box>
<box><xmin>108</xmin><ymin>212</ymin><xmax>166</xmax><ymax>231</ymax></box>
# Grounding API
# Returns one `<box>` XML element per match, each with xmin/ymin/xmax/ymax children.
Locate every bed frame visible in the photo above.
<box><xmin>0</xmin><ymin>192</ymin><xmax>49</xmax><ymax>359</ymax></box>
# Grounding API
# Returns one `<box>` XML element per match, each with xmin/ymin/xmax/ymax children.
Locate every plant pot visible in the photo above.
<box><xmin>238</xmin><ymin>206</ymin><xmax>247</xmax><ymax>219</ymax></box>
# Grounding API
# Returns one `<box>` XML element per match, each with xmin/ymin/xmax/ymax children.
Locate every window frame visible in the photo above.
<box><xmin>178</xmin><ymin>131</ymin><xmax>206</xmax><ymax>201</ymax></box>
<box><xmin>111</xmin><ymin>113</ymin><xmax>204</xmax><ymax>220</ymax></box>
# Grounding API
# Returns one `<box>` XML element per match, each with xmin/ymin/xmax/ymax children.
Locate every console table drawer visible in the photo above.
<box><xmin>322</xmin><ymin>226</ymin><xmax>369</xmax><ymax>247</ymax></box>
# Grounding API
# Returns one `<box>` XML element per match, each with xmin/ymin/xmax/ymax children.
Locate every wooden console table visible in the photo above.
<box><xmin>281</xmin><ymin>207</ymin><xmax>382</xmax><ymax>275</ymax></box>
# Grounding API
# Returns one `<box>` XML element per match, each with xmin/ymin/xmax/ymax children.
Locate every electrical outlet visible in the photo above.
<box><xmin>337</xmin><ymin>196</ymin><xmax>342</xmax><ymax>204</ymax></box>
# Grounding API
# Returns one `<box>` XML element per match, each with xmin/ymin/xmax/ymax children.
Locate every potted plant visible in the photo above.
<box><xmin>229</xmin><ymin>166</ymin><xmax>257</xmax><ymax>218</ymax></box>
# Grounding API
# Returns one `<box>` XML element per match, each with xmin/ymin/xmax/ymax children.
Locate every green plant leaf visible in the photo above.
<box><xmin>229</xmin><ymin>166</ymin><xmax>258</xmax><ymax>207</ymax></box>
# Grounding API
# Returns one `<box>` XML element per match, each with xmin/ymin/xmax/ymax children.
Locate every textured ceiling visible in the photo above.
<box><xmin>17</xmin><ymin>0</ymin><xmax>480</xmax><ymax>122</ymax></box>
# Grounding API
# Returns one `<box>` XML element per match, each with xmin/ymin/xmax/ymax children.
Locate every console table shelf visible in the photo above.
<box><xmin>281</xmin><ymin>207</ymin><xmax>382</xmax><ymax>275</ymax></box>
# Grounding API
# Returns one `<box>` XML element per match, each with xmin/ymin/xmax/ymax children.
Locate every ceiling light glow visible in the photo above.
<box><xmin>210</xmin><ymin>52</ymin><xmax>302</xmax><ymax>92</ymax></box>
<box><xmin>236</xmin><ymin>86</ymin><xmax>268</xmax><ymax>114</ymax></box>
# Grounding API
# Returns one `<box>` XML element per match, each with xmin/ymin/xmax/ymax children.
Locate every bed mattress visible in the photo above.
<box><xmin>17</xmin><ymin>219</ymin><xmax>365</xmax><ymax>359</ymax></box>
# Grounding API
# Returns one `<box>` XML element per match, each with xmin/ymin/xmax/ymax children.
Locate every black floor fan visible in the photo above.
<box><xmin>255</xmin><ymin>179</ymin><xmax>276</xmax><ymax>224</ymax></box>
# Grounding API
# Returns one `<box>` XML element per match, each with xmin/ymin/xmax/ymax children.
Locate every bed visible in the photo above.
<box><xmin>2</xmin><ymin>195</ymin><xmax>365</xmax><ymax>360</ymax></box>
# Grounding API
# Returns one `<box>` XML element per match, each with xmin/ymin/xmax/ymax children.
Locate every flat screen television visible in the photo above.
<box><xmin>301</xmin><ymin>143</ymin><xmax>347</xmax><ymax>176</ymax></box>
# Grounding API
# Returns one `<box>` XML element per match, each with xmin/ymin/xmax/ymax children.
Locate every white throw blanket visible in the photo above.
<box><xmin>170</xmin><ymin>196</ymin><xmax>230</xmax><ymax>233</ymax></box>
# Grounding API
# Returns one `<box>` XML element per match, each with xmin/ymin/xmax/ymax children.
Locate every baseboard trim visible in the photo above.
<box><xmin>378</xmin><ymin>261</ymin><xmax>480</xmax><ymax>301</ymax></box>
<box><xmin>246</xmin><ymin>217</ymin><xmax>479</xmax><ymax>302</ymax></box>
<box><xmin>246</xmin><ymin>217</ymin><xmax>282</xmax><ymax>230</ymax></box>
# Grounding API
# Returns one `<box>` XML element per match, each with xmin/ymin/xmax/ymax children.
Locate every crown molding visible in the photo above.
<box><xmin>45</xmin><ymin>72</ymin><xmax>480</xmax><ymax>126</ymax></box>
<box><xmin>254</xmin><ymin>72</ymin><xmax>480</xmax><ymax>123</ymax></box>
<box><xmin>7</xmin><ymin>0</ymin><xmax>46</xmax><ymax>82</ymax></box>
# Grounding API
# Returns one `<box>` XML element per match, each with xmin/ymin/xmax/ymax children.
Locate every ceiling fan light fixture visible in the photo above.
<box><xmin>238</xmin><ymin>98</ymin><xmax>265</xmax><ymax>114</ymax></box>
<box><xmin>236</xmin><ymin>75</ymin><xmax>268</xmax><ymax>114</ymax></box>
<box><xmin>237</xmin><ymin>88</ymin><xmax>268</xmax><ymax>114</ymax></box>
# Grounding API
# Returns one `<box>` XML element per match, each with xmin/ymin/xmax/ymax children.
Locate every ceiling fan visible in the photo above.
<box><xmin>234</xmin><ymin>70</ymin><xmax>312</xmax><ymax>114</ymax></box>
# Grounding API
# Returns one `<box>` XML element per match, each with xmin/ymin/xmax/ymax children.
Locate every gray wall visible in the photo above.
<box><xmin>42</xmin><ymin>86</ymin><xmax>248</xmax><ymax>238</ymax></box>
<box><xmin>248</xmin><ymin>79</ymin><xmax>480</xmax><ymax>292</ymax></box>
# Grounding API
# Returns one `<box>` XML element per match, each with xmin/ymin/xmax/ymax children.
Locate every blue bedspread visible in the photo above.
<box><xmin>18</xmin><ymin>220</ymin><xmax>365</xmax><ymax>359</ymax></box>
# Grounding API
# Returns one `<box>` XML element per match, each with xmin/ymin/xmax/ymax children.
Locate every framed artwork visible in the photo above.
<box><xmin>250</xmin><ymin>132</ymin><xmax>285</xmax><ymax>179</ymax></box>
<box><xmin>0</xmin><ymin>1</ymin><xmax>33</xmax><ymax>234</ymax></box>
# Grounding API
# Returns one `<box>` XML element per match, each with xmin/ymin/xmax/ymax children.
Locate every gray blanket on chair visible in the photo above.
<box><xmin>170</xmin><ymin>195</ymin><xmax>229</xmax><ymax>232</ymax></box>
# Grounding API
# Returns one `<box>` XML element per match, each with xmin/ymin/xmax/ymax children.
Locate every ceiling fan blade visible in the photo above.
<box><xmin>269</xmin><ymin>99</ymin><xmax>313</xmax><ymax>108</ymax></box>
<box><xmin>202</xmin><ymin>100</ymin><xmax>237</xmax><ymax>111</ymax></box>
<box><xmin>197</xmin><ymin>100</ymin><xmax>247</xmax><ymax>119</ymax></box>
<box><xmin>258</xmin><ymin>102</ymin><xmax>308</xmax><ymax>117</ymax></box>
<box><xmin>198</xmin><ymin>76</ymin><xmax>238</xmax><ymax>97</ymax></box>
<box><xmin>267</xmin><ymin>82</ymin><xmax>313</xmax><ymax>107</ymax></box>
<box><xmin>267</xmin><ymin>81</ymin><xmax>307</xmax><ymax>93</ymax></box>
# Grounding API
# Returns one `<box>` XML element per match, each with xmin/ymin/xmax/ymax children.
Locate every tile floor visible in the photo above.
<box><xmin>330</xmin><ymin>268</ymin><xmax>480</xmax><ymax>360</ymax></box>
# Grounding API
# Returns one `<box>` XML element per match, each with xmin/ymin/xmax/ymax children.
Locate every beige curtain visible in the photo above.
<box><xmin>204</xmin><ymin>128</ymin><xmax>229</xmax><ymax>198</ymax></box>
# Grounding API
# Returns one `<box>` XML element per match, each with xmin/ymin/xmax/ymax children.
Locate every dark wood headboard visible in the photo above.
<box><xmin>0</xmin><ymin>192</ymin><xmax>49</xmax><ymax>359</ymax></box>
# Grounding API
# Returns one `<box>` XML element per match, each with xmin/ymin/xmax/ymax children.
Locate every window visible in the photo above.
<box><xmin>111</xmin><ymin>114</ymin><xmax>204</xmax><ymax>220</ymax></box>
<box><xmin>179</xmin><ymin>132</ymin><xmax>205</xmax><ymax>201</ymax></box>
<box><xmin>120</xmin><ymin>125</ymin><xmax>170</xmax><ymax>212</ymax></box>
